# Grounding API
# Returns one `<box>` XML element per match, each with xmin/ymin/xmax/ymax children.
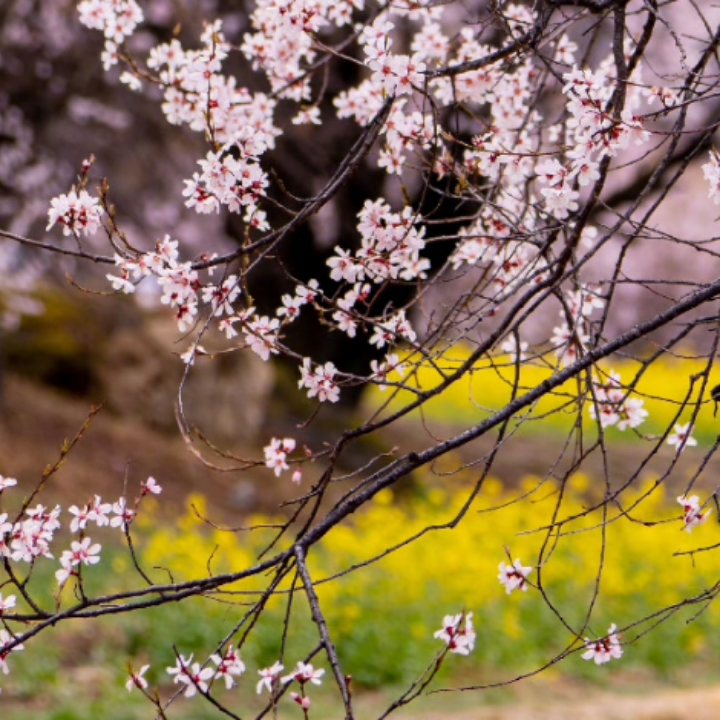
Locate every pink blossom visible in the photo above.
<box><xmin>56</xmin><ymin>537</ymin><xmax>101</xmax><ymax>585</ymax></box>
<box><xmin>667</xmin><ymin>423</ymin><xmax>697</xmax><ymax>453</ymax></box>
<box><xmin>211</xmin><ymin>645</ymin><xmax>246</xmax><ymax>689</ymax></box>
<box><xmin>0</xmin><ymin>476</ymin><xmax>18</xmax><ymax>492</ymax></box>
<box><xmin>434</xmin><ymin>612</ymin><xmax>475</xmax><ymax>655</ymax></box>
<box><xmin>47</xmin><ymin>189</ymin><xmax>104</xmax><ymax>237</ymax></box>
<box><xmin>291</xmin><ymin>692</ymin><xmax>311</xmax><ymax>710</ymax></box>
<box><xmin>167</xmin><ymin>655</ymin><xmax>214</xmax><ymax>697</ymax></box>
<box><xmin>257</xmin><ymin>661</ymin><xmax>284</xmax><ymax>695</ymax></box>
<box><xmin>498</xmin><ymin>559</ymin><xmax>532</xmax><ymax>594</ymax></box>
<box><xmin>582</xmin><ymin>624</ymin><xmax>623</xmax><ymax>665</ymax></box>
<box><xmin>243</xmin><ymin>316</ymin><xmax>280</xmax><ymax>361</ymax></box>
<box><xmin>281</xmin><ymin>661</ymin><xmax>325</xmax><ymax>686</ymax></box>
<box><xmin>0</xmin><ymin>594</ymin><xmax>16</xmax><ymax>615</ymax></box>
<box><xmin>110</xmin><ymin>498</ymin><xmax>136</xmax><ymax>529</ymax></box>
<box><xmin>0</xmin><ymin>629</ymin><xmax>24</xmax><ymax>675</ymax></box>
<box><xmin>298</xmin><ymin>359</ymin><xmax>340</xmax><ymax>403</ymax></box>
<box><xmin>141</xmin><ymin>477</ymin><xmax>163</xmax><ymax>496</ymax></box>
<box><xmin>677</xmin><ymin>495</ymin><xmax>711</xmax><ymax>533</ymax></box>
<box><xmin>126</xmin><ymin>664</ymin><xmax>150</xmax><ymax>692</ymax></box>
<box><xmin>264</xmin><ymin>437</ymin><xmax>296</xmax><ymax>477</ymax></box>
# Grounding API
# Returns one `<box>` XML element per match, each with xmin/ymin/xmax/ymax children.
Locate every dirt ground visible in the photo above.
<box><xmin>0</xmin><ymin>373</ymin><xmax>277</xmax><ymax>519</ymax></box>
<box><xmin>1</xmin><ymin>372</ymin><xmax>710</xmax><ymax>521</ymax></box>
<box><xmin>387</xmin><ymin>679</ymin><xmax>720</xmax><ymax>720</ymax></box>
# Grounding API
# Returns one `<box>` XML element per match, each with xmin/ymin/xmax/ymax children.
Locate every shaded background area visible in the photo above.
<box><xmin>3</xmin><ymin>0</ymin><xmax>720</xmax><ymax>462</ymax></box>
<box><xmin>2</xmin><ymin>2</ymin><xmax>720</xmax><ymax>719</ymax></box>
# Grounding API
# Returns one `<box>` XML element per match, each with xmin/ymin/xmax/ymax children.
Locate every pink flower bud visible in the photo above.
<box><xmin>291</xmin><ymin>692</ymin><xmax>311</xmax><ymax>710</ymax></box>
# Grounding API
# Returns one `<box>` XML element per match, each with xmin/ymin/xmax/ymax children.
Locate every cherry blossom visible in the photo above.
<box><xmin>298</xmin><ymin>359</ymin><xmax>341</xmax><ymax>403</ymax></box>
<box><xmin>498</xmin><ymin>559</ymin><xmax>532</xmax><ymax>594</ymax></box>
<box><xmin>295</xmin><ymin>279</ymin><xmax>320</xmax><ymax>304</ymax></box>
<box><xmin>88</xmin><ymin>495</ymin><xmax>113</xmax><ymax>526</ymax></box>
<box><xmin>588</xmin><ymin>370</ymin><xmax>648</xmax><ymax>432</ymax></box>
<box><xmin>501</xmin><ymin>336</ymin><xmax>528</xmax><ymax>362</ymax></box>
<box><xmin>291</xmin><ymin>692</ymin><xmax>312</xmax><ymax>710</ymax></box>
<box><xmin>644</xmin><ymin>86</ymin><xmax>678</xmax><ymax>108</ymax></box>
<box><xmin>551</xmin><ymin>322</ymin><xmax>589</xmax><ymax>366</ymax></box>
<box><xmin>0</xmin><ymin>594</ymin><xmax>16</xmax><ymax>615</ymax></box>
<box><xmin>106</xmin><ymin>272</ymin><xmax>136</xmax><ymax>294</ymax></box>
<box><xmin>202</xmin><ymin>276</ymin><xmax>241</xmax><ymax>318</ymax></box>
<box><xmin>211</xmin><ymin>646</ymin><xmax>246</xmax><ymax>689</ymax></box>
<box><xmin>68</xmin><ymin>503</ymin><xmax>93</xmax><ymax>533</ymax></box>
<box><xmin>282</xmin><ymin>661</ymin><xmax>325</xmax><ymax>686</ymax></box>
<box><xmin>677</xmin><ymin>495</ymin><xmax>711</xmax><ymax>533</ymax></box>
<box><xmin>277</xmin><ymin>293</ymin><xmax>305</xmax><ymax>321</ymax></box>
<box><xmin>56</xmin><ymin>537</ymin><xmax>102</xmax><ymax>586</ymax></box>
<box><xmin>582</xmin><ymin>624</ymin><xmax>623</xmax><ymax>665</ymax></box>
<box><xmin>434</xmin><ymin>612</ymin><xmax>476</xmax><ymax>656</ymax></box>
<box><xmin>110</xmin><ymin>498</ymin><xmax>136</xmax><ymax>529</ymax></box>
<box><xmin>141</xmin><ymin>477</ymin><xmax>163</xmax><ymax>496</ymax></box>
<box><xmin>369</xmin><ymin>310</ymin><xmax>416</xmax><ymax>349</ymax></box>
<box><xmin>264</xmin><ymin>437</ymin><xmax>297</xmax><ymax>477</ymax></box>
<box><xmin>180</xmin><ymin>344</ymin><xmax>208</xmax><ymax>366</ymax></box>
<box><xmin>0</xmin><ymin>629</ymin><xmax>24</xmax><ymax>675</ymax></box>
<box><xmin>667</xmin><ymin>423</ymin><xmax>697</xmax><ymax>453</ymax></box>
<box><xmin>257</xmin><ymin>661</ymin><xmax>284</xmax><ymax>695</ymax></box>
<box><xmin>10</xmin><ymin>505</ymin><xmax>61</xmax><ymax>563</ymax></box>
<box><xmin>126</xmin><ymin>664</ymin><xmax>150</xmax><ymax>692</ymax></box>
<box><xmin>243</xmin><ymin>316</ymin><xmax>280</xmax><ymax>362</ymax></box>
<box><xmin>0</xmin><ymin>476</ymin><xmax>17</xmax><ymax>491</ymax></box>
<box><xmin>119</xmin><ymin>71</ymin><xmax>142</xmax><ymax>91</ymax></box>
<box><xmin>47</xmin><ymin>189</ymin><xmax>104</xmax><ymax>237</ymax></box>
<box><xmin>167</xmin><ymin>655</ymin><xmax>215</xmax><ymax>698</ymax></box>
<box><xmin>370</xmin><ymin>353</ymin><xmax>406</xmax><ymax>390</ymax></box>
<box><xmin>218</xmin><ymin>317</ymin><xmax>239</xmax><ymax>339</ymax></box>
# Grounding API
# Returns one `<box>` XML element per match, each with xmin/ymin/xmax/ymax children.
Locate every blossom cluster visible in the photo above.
<box><xmin>256</xmin><ymin>660</ymin><xmax>325</xmax><ymax>710</ymax></box>
<box><xmin>587</xmin><ymin>369</ymin><xmax>648</xmax><ymax>432</ymax></box>
<box><xmin>0</xmin><ymin>474</ymin><xmax>161</xmax><ymax>683</ymax></box>
<box><xmin>434</xmin><ymin>612</ymin><xmax>476</xmax><ymax>656</ymax></box>
<box><xmin>327</xmin><ymin>200</ymin><xmax>429</xmax><ymax>285</ymax></box>
<box><xmin>77</xmin><ymin>0</ymin><xmax>143</xmax><ymax>65</ymax></box>
<box><xmin>677</xmin><ymin>494</ymin><xmax>711</xmax><ymax>533</ymax></box>
<box><xmin>65</xmin><ymin>0</ymin><xmax>689</xmax><ymax>425</ymax></box>
<box><xmin>146</xmin><ymin>21</ymin><xmax>281</xmax><ymax>158</ymax></box>
<box><xmin>263</xmin><ymin>437</ymin><xmax>296</xmax><ymax>477</ymax></box>
<box><xmin>104</xmin><ymin>234</ymin><xmax>346</xmax><ymax>401</ymax></box>
<box><xmin>146</xmin><ymin>655</ymin><xmax>325</xmax><ymax>710</ymax></box>
<box><xmin>183</xmin><ymin>147</ymin><xmax>269</xmax><ymax>221</ymax></box>
<box><xmin>46</xmin><ymin>188</ymin><xmax>104</xmax><ymax>238</ymax></box>
<box><xmin>166</xmin><ymin>646</ymin><xmax>246</xmax><ymax>697</ymax></box>
<box><xmin>240</xmin><ymin>0</ymin><xmax>361</xmax><ymax>102</ymax></box>
<box><xmin>360</xmin><ymin>19</ymin><xmax>426</xmax><ymax>98</ymax></box>
<box><xmin>582</xmin><ymin>624</ymin><xmax>623</xmax><ymax>665</ymax></box>
<box><xmin>299</xmin><ymin>358</ymin><xmax>341</xmax><ymax>403</ymax></box>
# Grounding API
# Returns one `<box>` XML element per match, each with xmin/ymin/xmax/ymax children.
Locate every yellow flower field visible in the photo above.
<box><xmin>366</xmin><ymin>345</ymin><xmax>720</xmax><ymax>443</ymax></box>
<box><xmin>138</xmin><ymin>473</ymin><xmax>720</xmax><ymax>687</ymax></box>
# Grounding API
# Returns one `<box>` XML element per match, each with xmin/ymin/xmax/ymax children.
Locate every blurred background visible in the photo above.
<box><xmin>2</xmin><ymin>1</ymin><xmax>720</xmax><ymax>718</ymax></box>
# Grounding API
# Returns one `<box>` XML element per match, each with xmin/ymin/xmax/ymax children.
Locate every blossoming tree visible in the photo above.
<box><xmin>2</xmin><ymin>0</ymin><xmax>720</xmax><ymax>716</ymax></box>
